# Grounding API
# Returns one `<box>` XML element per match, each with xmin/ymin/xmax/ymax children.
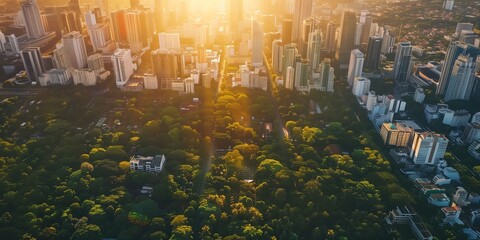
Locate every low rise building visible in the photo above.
<box><xmin>129</xmin><ymin>155</ymin><xmax>166</xmax><ymax>173</ymax></box>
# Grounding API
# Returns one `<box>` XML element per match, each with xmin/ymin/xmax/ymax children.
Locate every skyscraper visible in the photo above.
<box><xmin>444</xmin><ymin>55</ymin><xmax>477</xmax><ymax>102</ymax></box>
<box><xmin>393</xmin><ymin>41</ymin><xmax>412</xmax><ymax>83</ymax></box>
<box><xmin>360</xmin><ymin>11</ymin><xmax>373</xmax><ymax>46</ymax></box>
<box><xmin>154</xmin><ymin>0</ymin><xmax>166</xmax><ymax>33</ymax></box>
<box><xmin>325</xmin><ymin>22</ymin><xmax>336</xmax><ymax>52</ymax></box>
<box><xmin>410</xmin><ymin>132</ymin><xmax>449</xmax><ymax>165</ymax></box>
<box><xmin>292</xmin><ymin>0</ymin><xmax>312</xmax><ymax>45</ymax></box>
<box><xmin>282</xmin><ymin>19</ymin><xmax>293</xmax><ymax>44</ymax></box>
<box><xmin>152</xmin><ymin>49</ymin><xmax>184</xmax><ymax>89</ymax></box>
<box><xmin>365</xmin><ymin>35</ymin><xmax>383</xmax><ymax>70</ymax></box>
<box><xmin>21</xmin><ymin>47</ymin><xmax>46</xmax><ymax>82</ymax></box>
<box><xmin>436</xmin><ymin>42</ymin><xmax>479</xmax><ymax>96</ymax></box>
<box><xmin>294</xmin><ymin>59</ymin><xmax>310</xmax><ymax>92</ymax></box>
<box><xmin>335</xmin><ymin>10</ymin><xmax>357</xmax><ymax>69</ymax></box>
<box><xmin>86</xmin><ymin>11</ymin><xmax>114</xmax><ymax>53</ymax></box>
<box><xmin>62</xmin><ymin>31</ymin><xmax>88</xmax><ymax>69</ymax></box>
<box><xmin>282</xmin><ymin>43</ymin><xmax>298</xmax><ymax>79</ymax></box>
<box><xmin>381</xmin><ymin>28</ymin><xmax>396</xmax><ymax>54</ymax></box>
<box><xmin>158</xmin><ymin>33</ymin><xmax>180</xmax><ymax>50</ymax></box>
<box><xmin>352</xmin><ymin>76</ymin><xmax>371</xmax><ymax>97</ymax></box>
<box><xmin>229</xmin><ymin>0</ymin><xmax>243</xmax><ymax>41</ymax></box>
<box><xmin>124</xmin><ymin>10</ymin><xmax>144</xmax><ymax>53</ymax></box>
<box><xmin>347</xmin><ymin>49</ymin><xmax>364</xmax><ymax>86</ymax></box>
<box><xmin>272</xmin><ymin>40</ymin><xmax>284</xmax><ymax>74</ymax></box>
<box><xmin>60</xmin><ymin>11</ymin><xmax>82</xmax><ymax>33</ymax></box>
<box><xmin>111</xmin><ymin>10</ymin><xmax>128</xmax><ymax>44</ymax></box>
<box><xmin>251</xmin><ymin>19</ymin><xmax>264</xmax><ymax>67</ymax></box>
<box><xmin>318</xmin><ymin>58</ymin><xmax>334</xmax><ymax>92</ymax></box>
<box><xmin>21</xmin><ymin>0</ymin><xmax>46</xmax><ymax>39</ymax></box>
<box><xmin>307</xmin><ymin>29</ymin><xmax>322</xmax><ymax>71</ymax></box>
<box><xmin>285</xmin><ymin>66</ymin><xmax>295</xmax><ymax>90</ymax></box>
<box><xmin>112</xmin><ymin>48</ymin><xmax>134</xmax><ymax>87</ymax></box>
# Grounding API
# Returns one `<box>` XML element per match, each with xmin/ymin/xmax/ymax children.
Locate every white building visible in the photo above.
<box><xmin>158</xmin><ymin>32</ymin><xmax>180</xmax><ymax>50</ymax></box>
<box><xmin>129</xmin><ymin>155</ymin><xmax>166</xmax><ymax>173</ymax></box>
<box><xmin>62</xmin><ymin>31</ymin><xmax>88</xmax><ymax>69</ymax></box>
<box><xmin>442</xmin><ymin>109</ymin><xmax>470</xmax><ymax>127</ymax></box>
<box><xmin>443</xmin><ymin>0</ymin><xmax>454</xmax><ymax>10</ymax></box>
<box><xmin>414</xmin><ymin>88</ymin><xmax>426</xmax><ymax>103</ymax></box>
<box><xmin>366</xmin><ymin>91</ymin><xmax>377</xmax><ymax>111</ymax></box>
<box><xmin>352</xmin><ymin>77</ymin><xmax>371</xmax><ymax>97</ymax></box>
<box><xmin>73</xmin><ymin>69</ymin><xmax>97</xmax><ymax>86</ymax></box>
<box><xmin>285</xmin><ymin>66</ymin><xmax>295</xmax><ymax>90</ymax></box>
<box><xmin>347</xmin><ymin>49</ymin><xmax>364</xmax><ymax>86</ymax></box>
<box><xmin>410</xmin><ymin>132</ymin><xmax>449</xmax><ymax>165</ymax></box>
<box><xmin>111</xmin><ymin>48</ymin><xmax>134</xmax><ymax>87</ymax></box>
<box><xmin>143</xmin><ymin>73</ymin><xmax>158</xmax><ymax>89</ymax></box>
<box><xmin>454</xmin><ymin>187</ymin><xmax>469</xmax><ymax>206</ymax></box>
<box><xmin>272</xmin><ymin>39</ymin><xmax>283</xmax><ymax>74</ymax></box>
<box><xmin>39</xmin><ymin>68</ymin><xmax>72</xmax><ymax>86</ymax></box>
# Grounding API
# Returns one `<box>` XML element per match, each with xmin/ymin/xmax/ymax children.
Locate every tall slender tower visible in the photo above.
<box><xmin>21</xmin><ymin>0</ymin><xmax>46</xmax><ymax>39</ymax></box>
<box><xmin>112</xmin><ymin>48</ymin><xmax>134</xmax><ymax>87</ymax></box>
<box><xmin>444</xmin><ymin>55</ymin><xmax>477</xmax><ymax>101</ymax></box>
<box><xmin>393</xmin><ymin>41</ymin><xmax>412</xmax><ymax>83</ymax></box>
<box><xmin>21</xmin><ymin>47</ymin><xmax>46</xmax><ymax>82</ymax></box>
<box><xmin>62</xmin><ymin>31</ymin><xmax>88</xmax><ymax>69</ymax></box>
<box><xmin>292</xmin><ymin>0</ymin><xmax>313</xmax><ymax>47</ymax></box>
<box><xmin>229</xmin><ymin>0</ymin><xmax>243</xmax><ymax>41</ymax></box>
<box><xmin>335</xmin><ymin>10</ymin><xmax>357</xmax><ymax>69</ymax></box>
<box><xmin>365</xmin><ymin>35</ymin><xmax>383</xmax><ymax>70</ymax></box>
<box><xmin>436</xmin><ymin>42</ymin><xmax>479</xmax><ymax>96</ymax></box>
<box><xmin>154</xmin><ymin>0</ymin><xmax>166</xmax><ymax>33</ymax></box>
<box><xmin>347</xmin><ymin>49</ymin><xmax>364</xmax><ymax>86</ymax></box>
<box><xmin>307</xmin><ymin>29</ymin><xmax>322</xmax><ymax>71</ymax></box>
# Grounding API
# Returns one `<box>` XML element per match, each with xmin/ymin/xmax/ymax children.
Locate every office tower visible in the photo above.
<box><xmin>471</xmin><ymin>76</ymin><xmax>480</xmax><ymax>104</ymax></box>
<box><xmin>52</xmin><ymin>46</ymin><xmax>71</xmax><ymax>69</ymax></box>
<box><xmin>21</xmin><ymin>0</ymin><xmax>46</xmax><ymax>39</ymax></box>
<box><xmin>61</xmin><ymin>12</ymin><xmax>82</xmax><ymax>33</ymax></box>
<box><xmin>455</xmin><ymin>23</ymin><xmax>474</xmax><ymax>38</ymax></box>
<box><xmin>4</xmin><ymin>34</ymin><xmax>20</xmax><ymax>55</ymax></box>
<box><xmin>21</xmin><ymin>47</ymin><xmax>46</xmax><ymax>82</ymax></box>
<box><xmin>307</xmin><ymin>29</ymin><xmax>322</xmax><ymax>71</ymax></box>
<box><xmin>285</xmin><ymin>66</ymin><xmax>295</xmax><ymax>90</ymax></box>
<box><xmin>62</xmin><ymin>31</ymin><xmax>88</xmax><ymax>69</ymax></box>
<box><xmin>352</xmin><ymin>76</ymin><xmax>371</xmax><ymax>97</ymax></box>
<box><xmin>443</xmin><ymin>0</ymin><xmax>454</xmax><ymax>10</ymax></box>
<box><xmin>459</xmin><ymin>30</ymin><xmax>479</xmax><ymax>45</ymax></box>
<box><xmin>228</xmin><ymin>0</ymin><xmax>243</xmax><ymax>40</ymax></box>
<box><xmin>365</xmin><ymin>35</ymin><xmax>383</xmax><ymax>70</ymax></box>
<box><xmin>0</xmin><ymin>31</ymin><xmax>5</xmax><ymax>52</ymax></box>
<box><xmin>158</xmin><ymin>33</ymin><xmax>181</xmax><ymax>50</ymax></box>
<box><xmin>318</xmin><ymin>58</ymin><xmax>334</xmax><ymax>92</ymax></box>
<box><xmin>410</xmin><ymin>132</ymin><xmax>449</xmax><ymax>165</ymax></box>
<box><xmin>111</xmin><ymin>48</ymin><xmax>134</xmax><ymax>87</ymax></box>
<box><xmin>381</xmin><ymin>28</ymin><xmax>396</xmax><ymax>54</ymax></box>
<box><xmin>282</xmin><ymin>19</ymin><xmax>293</xmax><ymax>44</ymax></box>
<box><xmin>347</xmin><ymin>49</ymin><xmax>364</xmax><ymax>86</ymax></box>
<box><xmin>111</xmin><ymin>10</ymin><xmax>128</xmax><ymax>44</ymax></box>
<box><xmin>393</xmin><ymin>41</ymin><xmax>412</xmax><ymax>83</ymax></box>
<box><xmin>453</xmin><ymin>187</ymin><xmax>469</xmax><ymax>206</ymax></box>
<box><xmin>461</xmin><ymin>123</ymin><xmax>480</xmax><ymax>144</ymax></box>
<box><xmin>87</xmin><ymin>53</ymin><xmax>105</xmax><ymax>75</ymax></box>
<box><xmin>131</xmin><ymin>0</ymin><xmax>140</xmax><ymax>9</ymax></box>
<box><xmin>444</xmin><ymin>55</ymin><xmax>477</xmax><ymax>102</ymax></box>
<box><xmin>68</xmin><ymin>0</ymin><xmax>82</xmax><ymax>32</ymax></box>
<box><xmin>251</xmin><ymin>19</ymin><xmax>264</xmax><ymax>67</ymax></box>
<box><xmin>354</xmin><ymin>22</ymin><xmax>363</xmax><ymax>48</ymax></box>
<box><xmin>96</xmin><ymin>0</ymin><xmax>109</xmax><ymax>18</ymax></box>
<box><xmin>262</xmin><ymin>15</ymin><xmax>276</xmax><ymax>33</ymax></box>
<box><xmin>272</xmin><ymin>40</ymin><xmax>284</xmax><ymax>74</ymax></box>
<box><xmin>152</xmin><ymin>49</ymin><xmax>184</xmax><ymax>89</ymax></box>
<box><xmin>360</xmin><ymin>11</ymin><xmax>373</xmax><ymax>46</ymax></box>
<box><xmin>282</xmin><ymin>43</ymin><xmax>298</xmax><ymax>78</ymax></box>
<box><xmin>335</xmin><ymin>10</ymin><xmax>357</xmax><ymax>69</ymax></box>
<box><xmin>86</xmin><ymin>12</ymin><xmax>114</xmax><ymax>53</ymax></box>
<box><xmin>379</xmin><ymin>123</ymin><xmax>414</xmax><ymax>147</ymax></box>
<box><xmin>154</xmin><ymin>0</ymin><xmax>166</xmax><ymax>33</ymax></box>
<box><xmin>292</xmin><ymin>0</ymin><xmax>313</xmax><ymax>45</ymax></box>
<box><xmin>436</xmin><ymin>42</ymin><xmax>479</xmax><ymax>96</ymax></box>
<box><xmin>294</xmin><ymin>59</ymin><xmax>310</xmax><ymax>92</ymax></box>
<box><xmin>124</xmin><ymin>10</ymin><xmax>143</xmax><ymax>53</ymax></box>
<box><xmin>299</xmin><ymin>18</ymin><xmax>313</xmax><ymax>57</ymax></box>
<box><xmin>325</xmin><ymin>22</ymin><xmax>336</xmax><ymax>52</ymax></box>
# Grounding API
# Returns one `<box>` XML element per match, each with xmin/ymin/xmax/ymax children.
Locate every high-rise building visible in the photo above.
<box><xmin>381</xmin><ymin>28</ymin><xmax>396</xmax><ymax>54</ymax></box>
<box><xmin>317</xmin><ymin>58</ymin><xmax>334</xmax><ymax>92</ymax></box>
<box><xmin>393</xmin><ymin>41</ymin><xmax>412</xmax><ymax>83</ymax></box>
<box><xmin>60</xmin><ymin>11</ymin><xmax>82</xmax><ymax>33</ymax></box>
<box><xmin>282</xmin><ymin>43</ymin><xmax>298</xmax><ymax>79</ymax></box>
<box><xmin>62</xmin><ymin>31</ymin><xmax>88</xmax><ymax>69</ymax></box>
<box><xmin>461</xmin><ymin>123</ymin><xmax>480</xmax><ymax>144</ymax></box>
<box><xmin>335</xmin><ymin>10</ymin><xmax>357</xmax><ymax>69</ymax></box>
<box><xmin>436</xmin><ymin>42</ymin><xmax>479</xmax><ymax>96</ymax></box>
<box><xmin>443</xmin><ymin>0</ymin><xmax>454</xmax><ymax>10</ymax></box>
<box><xmin>347</xmin><ymin>49</ymin><xmax>364</xmax><ymax>86</ymax></box>
<box><xmin>124</xmin><ymin>10</ymin><xmax>144</xmax><ymax>53</ymax></box>
<box><xmin>294</xmin><ymin>59</ymin><xmax>310</xmax><ymax>92</ymax></box>
<box><xmin>96</xmin><ymin>0</ymin><xmax>110</xmax><ymax>18</ymax></box>
<box><xmin>292</xmin><ymin>0</ymin><xmax>312</xmax><ymax>45</ymax></box>
<box><xmin>158</xmin><ymin>32</ymin><xmax>181</xmax><ymax>50</ymax></box>
<box><xmin>111</xmin><ymin>48</ymin><xmax>134</xmax><ymax>87</ymax></box>
<box><xmin>52</xmin><ymin>46</ymin><xmax>71</xmax><ymax>69</ymax></box>
<box><xmin>459</xmin><ymin>30</ymin><xmax>479</xmax><ymax>45</ymax></box>
<box><xmin>154</xmin><ymin>0</ymin><xmax>166</xmax><ymax>33</ymax></box>
<box><xmin>152</xmin><ymin>49</ymin><xmax>184</xmax><ymax>89</ymax></box>
<box><xmin>365</xmin><ymin>35</ymin><xmax>383</xmax><ymax>70</ymax></box>
<box><xmin>21</xmin><ymin>47</ymin><xmax>46</xmax><ymax>82</ymax></box>
<box><xmin>380</xmin><ymin>123</ymin><xmax>414</xmax><ymax>147</ymax></box>
<box><xmin>455</xmin><ymin>23</ymin><xmax>474</xmax><ymax>38</ymax></box>
<box><xmin>325</xmin><ymin>22</ymin><xmax>336</xmax><ymax>52</ymax></box>
<box><xmin>228</xmin><ymin>0</ymin><xmax>243</xmax><ymax>40</ymax></box>
<box><xmin>410</xmin><ymin>132</ymin><xmax>449</xmax><ymax>165</ymax></box>
<box><xmin>360</xmin><ymin>11</ymin><xmax>373</xmax><ymax>46</ymax></box>
<box><xmin>354</xmin><ymin>22</ymin><xmax>363</xmax><ymax>48</ymax></box>
<box><xmin>285</xmin><ymin>66</ymin><xmax>295</xmax><ymax>90</ymax></box>
<box><xmin>87</xmin><ymin>53</ymin><xmax>105</xmax><ymax>75</ymax></box>
<box><xmin>111</xmin><ymin>10</ymin><xmax>128</xmax><ymax>44</ymax></box>
<box><xmin>21</xmin><ymin>0</ymin><xmax>46</xmax><ymax>39</ymax></box>
<box><xmin>251</xmin><ymin>19</ymin><xmax>264</xmax><ymax>67</ymax></box>
<box><xmin>86</xmin><ymin>11</ymin><xmax>114</xmax><ymax>53</ymax></box>
<box><xmin>0</xmin><ymin>31</ymin><xmax>5</xmax><ymax>52</ymax></box>
<box><xmin>282</xmin><ymin>19</ymin><xmax>293</xmax><ymax>44</ymax></box>
<box><xmin>352</xmin><ymin>76</ymin><xmax>371</xmax><ymax>97</ymax></box>
<box><xmin>444</xmin><ymin>55</ymin><xmax>477</xmax><ymax>102</ymax></box>
<box><xmin>4</xmin><ymin>34</ymin><xmax>20</xmax><ymax>55</ymax></box>
<box><xmin>307</xmin><ymin>29</ymin><xmax>322</xmax><ymax>71</ymax></box>
<box><xmin>272</xmin><ymin>40</ymin><xmax>284</xmax><ymax>74</ymax></box>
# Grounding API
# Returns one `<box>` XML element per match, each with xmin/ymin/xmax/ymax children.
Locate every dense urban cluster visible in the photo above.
<box><xmin>0</xmin><ymin>0</ymin><xmax>480</xmax><ymax>239</ymax></box>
